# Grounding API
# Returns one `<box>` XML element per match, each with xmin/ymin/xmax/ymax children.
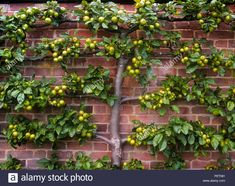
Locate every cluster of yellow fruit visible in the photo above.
<box><xmin>23</xmin><ymin>97</ymin><xmax>33</xmax><ymax>111</ymax></box>
<box><xmin>126</xmin><ymin>56</ymin><xmax>143</xmax><ymax>77</ymax></box>
<box><xmin>78</xmin><ymin>110</ymin><xmax>96</xmax><ymax>139</ymax></box>
<box><xmin>104</xmin><ymin>44</ymin><xmax>115</xmax><ymax>56</ymax></box>
<box><xmin>197</xmin><ymin>11</ymin><xmax>233</xmax><ymax>27</ymax></box>
<box><xmin>138</xmin><ymin>18</ymin><xmax>161</xmax><ymax>31</ymax></box>
<box><xmin>5</xmin><ymin>8</ymin><xmax>40</xmax><ymax>43</ymax></box>
<box><xmin>138</xmin><ymin>88</ymin><xmax>176</xmax><ymax>110</ymax></box>
<box><xmin>210</xmin><ymin>55</ymin><xmax>231</xmax><ymax>73</ymax></box>
<box><xmin>85</xmin><ymin>38</ymin><xmax>97</xmax><ymax>50</ymax></box>
<box><xmin>180</xmin><ymin>43</ymin><xmax>204</xmax><ymax>65</ymax></box>
<box><xmin>42</xmin><ymin>6</ymin><xmax>66</xmax><ymax>25</ymax></box>
<box><xmin>49</xmin><ymin>85</ymin><xmax>67</xmax><ymax>107</ymax></box>
<box><xmin>199</xmin><ymin>131</ymin><xmax>212</xmax><ymax>148</ymax></box>
<box><xmin>78</xmin><ymin>110</ymin><xmax>90</xmax><ymax>123</ymax></box>
<box><xmin>50</xmin><ymin>37</ymin><xmax>81</xmax><ymax>63</ymax></box>
<box><xmin>127</xmin><ymin>125</ymin><xmax>157</xmax><ymax>147</ymax></box>
<box><xmin>135</xmin><ymin>0</ymin><xmax>155</xmax><ymax>9</ymax></box>
<box><xmin>8</xmin><ymin>124</ymin><xmax>35</xmax><ymax>142</ymax></box>
<box><xmin>82</xmin><ymin>5</ymin><xmax>126</xmax><ymax>23</ymax></box>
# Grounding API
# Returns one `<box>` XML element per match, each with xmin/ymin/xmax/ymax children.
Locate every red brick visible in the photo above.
<box><xmin>209</xmin><ymin>31</ymin><xmax>234</xmax><ymax>39</ymax></box>
<box><xmin>191</xmin><ymin>160</ymin><xmax>209</xmax><ymax>169</ymax></box>
<box><xmin>7</xmin><ymin>151</ymin><xmax>33</xmax><ymax>159</ymax></box>
<box><xmin>93</xmin><ymin>142</ymin><xmax>107</xmax><ymax>151</ymax></box>
<box><xmin>67</xmin><ymin>142</ymin><xmax>92</xmax><ymax>150</ymax></box>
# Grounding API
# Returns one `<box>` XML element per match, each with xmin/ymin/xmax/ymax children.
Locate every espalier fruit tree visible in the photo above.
<box><xmin>1</xmin><ymin>0</ymin><xmax>235</xmax><ymax>169</ymax></box>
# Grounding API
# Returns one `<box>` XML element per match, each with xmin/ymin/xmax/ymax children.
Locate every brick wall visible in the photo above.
<box><xmin>0</xmin><ymin>3</ymin><xmax>235</xmax><ymax>170</ymax></box>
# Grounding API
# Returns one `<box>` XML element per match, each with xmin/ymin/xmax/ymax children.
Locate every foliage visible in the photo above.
<box><xmin>2</xmin><ymin>108</ymin><xmax>96</xmax><ymax>148</ymax></box>
<box><xmin>0</xmin><ymin>1</ymin><xmax>66</xmax><ymax>72</ymax></box>
<box><xmin>155</xmin><ymin>153</ymin><xmax>186</xmax><ymax>170</ymax></box>
<box><xmin>122</xmin><ymin>159</ymin><xmax>144</xmax><ymax>170</ymax></box>
<box><xmin>128</xmin><ymin>117</ymin><xmax>234</xmax><ymax>159</ymax></box>
<box><xmin>38</xmin><ymin>152</ymin><xmax>113</xmax><ymax>170</ymax></box>
<box><xmin>177</xmin><ymin>41</ymin><xmax>235</xmax><ymax>76</ymax></box>
<box><xmin>0</xmin><ymin>66</ymin><xmax>114</xmax><ymax>111</ymax></box>
<box><xmin>205</xmin><ymin>157</ymin><xmax>235</xmax><ymax>170</ymax></box>
<box><xmin>0</xmin><ymin>155</ymin><xmax>22</xmax><ymax>170</ymax></box>
<box><xmin>62</xmin><ymin>65</ymin><xmax>116</xmax><ymax>106</ymax></box>
<box><xmin>34</xmin><ymin>34</ymin><xmax>81</xmax><ymax>69</ymax></box>
<box><xmin>0</xmin><ymin>73</ymin><xmax>54</xmax><ymax>111</ymax></box>
<box><xmin>139</xmin><ymin>72</ymin><xmax>235</xmax><ymax>129</ymax></box>
<box><xmin>74</xmin><ymin>0</ymin><xmax>131</xmax><ymax>32</ymax></box>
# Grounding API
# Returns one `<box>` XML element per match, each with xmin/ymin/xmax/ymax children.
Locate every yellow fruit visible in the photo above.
<box><xmin>30</xmin><ymin>134</ymin><xmax>35</xmax><ymax>140</ymax></box>
<box><xmin>140</xmin><ymin>18</ymin><xmax>147</xmax><ymax>25</ymax></box>
<box><xmin>79</xmin><ymin>110</ymin><xmax>85</xmax><ymax>115</ymax></box>
<box><xmin>45</xmin><ymin>17</ymin><xmax>52</xmax><ymax>24</ymax></box>
<box><xmin>83</xmin><ymin>16</ymin><xmax>90</xmax><ymax>22</ymax></box>
<box><xmin>59</xmin><ymin>100</ymin><xmax>65</xmax><ymax>106</ymax></box>
<box><xmin>232</xmin><ymin>88</ymin><xmax>235</xmax><ymax>94</ymax></box>
<box><xmin>86</xmin><ymin>132</ymin><xmax>92</xmax><ymax>138</ymax></box>
<box><xmin>136</xmin><ymin>127</ymin><xmax>142</xmax><ymax>133</ymax></box>
<box><xmin>155</xmin><ymin>22</ymin><xmax>160</xmax><ymax>28</ymax></box>
<box><xmin>54</xmin><ymin>86</ymin><xmax>60</xmax><ymax>91</ymax></box>
<box><xmin>26</xmin><ymin>105</ymin><xmax>32</xmax><ymax>111</ymax></box>
<box><xmin>52</xmin><ymin>52</ymin><xmax>58</xmax><ymax>58</ymax></box>
<box><xmin>197</xmin><ymin>13</ymin><xmax>202</xmax><ymax>19</ymax></box>
<box><xmin>123</xmin><ymin>162</ymin><xmax>127</xmax><ymax>166</ymax></box>
<box><xmin>127</xmin><ymin>65</ymin><xmax>132</xmax><ymax>70</ymax></box>
<box><xmin>9</xmin><ymin>124</ymin><xmax>14</xmax><ymax>129</ymax></box>
<box><xmin>58</xmin><ymin>89</ymin><xmax>63</xmax><ymax>95</ymax></box>
<box><xmin>53</xmin><ymin>58</ymin><xmax>58</xmax><ymax>63</ymax></box>
<box><xmin>98</xmin><ymin>16</ymin><xmax>105</xmax><ymax>23</ymax></box>
<box><xmin>13</xmin><ymin>131</ymin><xmax>18</xmax><ymax>137</ymax></box>
<box><xmin>199</xmin><ymin>19</ymin><xmax>204</xmax><ymax>24</ymax></box>
<box><xmin>135</xmin><ymin>69</ymin><xmax>140</xmax><ymax>74</ymax></box>
<box><xmin>52</xmin><ymin>90</ymin><xmax>57</xmax><ymax>95</ymax></box>
<box><xmin>79</xmin><ymin>116</ymin><xmax>84</xmax><ymax>121</ymax></box>
<box><xmin>25</xmin><ymin>132</ymin><xmax>31</xmax><ymax>138</ymax></box>
<box><xmin>130</xmin><ymin>139</ymin><xmax>135</xmax><ymax>145</ymax></box>
<box><xmin>61</xmin><ymin>85</ymin><xmax>67</xmax><ymax>90</ymax></box>
<box><xmin>111</xmin><ymin>16</ymin><xmax>118</xmax><ymax>23</ymax></box>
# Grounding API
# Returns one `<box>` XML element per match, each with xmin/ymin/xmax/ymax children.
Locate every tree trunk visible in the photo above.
<box><xmin>110</xmin><ymin>56</ymin><xmax>126</xmax><ymax>167</ymax></box>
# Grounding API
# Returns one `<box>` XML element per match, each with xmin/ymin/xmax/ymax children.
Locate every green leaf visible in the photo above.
<box><xmin>159</xmin><ymin>139</ymin><xmax>167</xmax><ymax>151</ymax></box>
<box><xmin>186</xmin><ymin>65</ymin><xmax>198</xmax><ymax>73</ymax></box>
<box><xmin>17</xmin><ymin>93</ymin><xmax>25</xmax><ymax>104</ymax></box>
<box><xmin>188</xmin><ymin>134</ymin><xmax>195</xmax><ymax>145</ymax></box>
<box><xmin>227</xmin><ymin>101</ymin><xmax>235</xmax><ymax>111</ymax></box>
<box><xmin>11</xmin><ymin>90</ymin><xmax>20</xmax><ymax>98</ymax></box>
<box><xmin>159</xmin><ymin>108</ymin><xmax>166</xmax><ymax>116</ymax></box>
<box><xmin>153</xmin><ymin>134</ymin><xmax>163</xmax><ymax>147</ymax></box>
<box><xmin>171</xmin><ymin>105</ymin><xmax>180</xmax><ymax>113</ymax></box>
<box><xmin>211</xmin><ymin>135</ymin><xmax>223</xmax><ymax>150</ymax></box>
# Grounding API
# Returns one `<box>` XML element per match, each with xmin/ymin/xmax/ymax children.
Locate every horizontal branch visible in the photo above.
<box><xmin>121</xmin><ymin>96</ymin><xmax>139</xmax><ymax>104</ymax></box>
<box><xmin>25</xmin><ymin>49</ymin><xmax>101</xmax><ymax>62</ymax></box>
<box><xmin>121</xmin><ymin>138</ymin><xmax>127</xmax><ymax>144</ymax></box>
<box><xmin>96</xmin><ymin>134</ymin><xmax>113</xmax><ymax>146</ymax></box>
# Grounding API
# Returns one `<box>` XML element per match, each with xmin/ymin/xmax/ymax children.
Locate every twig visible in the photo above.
<box><xmin>96</xmin><ymin>134</ymin><xmax>113</xmax><ymax>146</ymax></box>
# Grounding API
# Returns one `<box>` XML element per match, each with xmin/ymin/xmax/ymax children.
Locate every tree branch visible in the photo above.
<box><xmin>121</xmin><ymin>138</ymin><xmax>127</xmax><ymax>144</ymax></box>
<box><xmin>25</xmin><ymin>49</ymin><xmax>101</xmax><ymax>61</ymax></box>
<box><xmin>125</xmin><ymin>25</ymin><xmax>139</xmax><ymax>36</ymax></box>
<box><xmin>96</xmin><ymin>134</ymin><xmax>113</xmax><ymax>146</ymax></box>
<box><xmin>121</xmin><ymin>96</ymin><xmax>139</xmax><ymax>104</ymax></box>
